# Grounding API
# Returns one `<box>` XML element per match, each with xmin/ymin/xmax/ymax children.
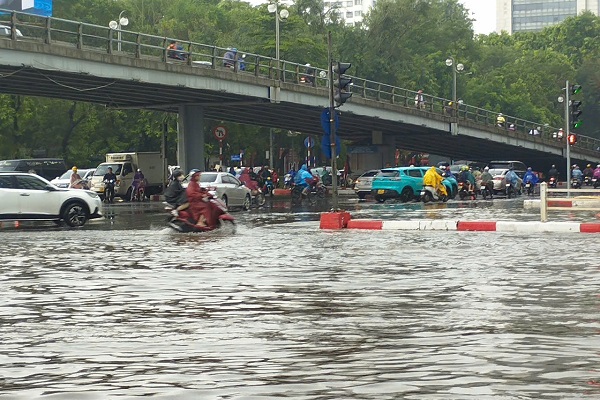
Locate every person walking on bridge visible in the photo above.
<box><xmin>496</xmin><ymin>113</ymin><xmax>506</xmax><ymax>128</ymax></box>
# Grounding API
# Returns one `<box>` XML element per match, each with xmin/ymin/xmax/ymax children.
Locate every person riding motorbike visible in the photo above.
<box><xmin>294</xmin><ymin>164</ymin><xmax>316</xmax><ymax>196</ymax></box>
<box><xmin>548</xmin><ymin>164</ymin><xmax>559</xmax><ymax>180</ymax></box>
<box><xmin>504</xmin><ymin>167</ymin><xmax>520</xmax><ymax>193</ymax></box>
<box><xmin>571</xmin><ymin>165</ymin><xmax>583</xmax><ymax>183</ymax></box>
<box><xmin>457</xmin><ymin>165</ymin><xmax>475</xmax><ymax>193</ymax></box>
<box><xmin>223</xmin><ymin>48</ymin><xmax>237</xmax><ymax>68</ymax></box>
<box><xmin>593</xmin><ymin>164</ymin><xmax>600</xmax><ymax>179</ymax></box>
<box><xmin>442</xmin><ymin>165</ymin><xmax>454</xmax><ymax>179</ymax></box>
<box><xmin>69</xmin><ymin>166</ymin><xmax>83</xmax><ymax>189</ymax></box>
<box><xmin>131</xmin><ymin>168</ymin><xmax>146</xmax><ymax>200</ymax></box>
<box><xmin>185</xmin><ymin>169</ymin><xmax>217</xmax><ymax>228</ymax></box>
<box><xmin>164</xmin><ymin>170</ymin><xmax>187</xmax><ymax>211</ymax></box>
<box><xmin>260</xmin><ymin>166</ymin><xmax>272</xmax><ymax>184</ymax></box>
<box><xmin>480</xmin><ymin>166</ymin><xmax>494</xmax><ymax>197</ymax></box>
<box><xmin>583</xmin><ymin>164</ymin><xmax>594</xmax><ymax>178</ymax></box>
<box><xmin>522</xmin><ymin>167</ymin><xmax>538</xmax><ymax>192</ymax></box>
<box><xmin>239</xmin><ymin>167</ymin><xmax>260</xmax><ymax>193</ymax></box>
<box><xmin>423</xmin><ymin>166</ymin><xmax>447</xmax><ymax>197</ymax></box>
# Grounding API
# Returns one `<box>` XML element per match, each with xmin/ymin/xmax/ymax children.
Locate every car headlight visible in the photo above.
<box><xmin>86</xmin><ymin>191</ymin><xmax>99</xmax><ymax>199</ymax></box>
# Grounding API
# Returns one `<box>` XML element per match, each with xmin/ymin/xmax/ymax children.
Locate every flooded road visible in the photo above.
<box><xmin>1</xmin><ymin>196</ymin><xmax>599</xmax><ymax>399</ymax></box>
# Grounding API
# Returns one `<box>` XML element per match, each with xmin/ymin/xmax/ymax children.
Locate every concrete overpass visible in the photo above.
<box><xmin>0</xmin><ymin>10</ymin><xmax>598</xmax><ymax>173</ymax></box>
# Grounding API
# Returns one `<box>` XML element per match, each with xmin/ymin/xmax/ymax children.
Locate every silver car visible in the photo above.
<box><xmin>184</xmin><ymin>172</ymin><xmax>251</xmax><ymax>210</ymax></box>
<box><xmin>354</xmin><ymin>169</ymin><xmax>381</xmax><ymax>199</ymax></box>
<box><xmin>50</xmin><ymin>169</ymin><xmax>95</xmax><ymax>188</ymax></box>
<box><xmin>489</xmin><ymin>168</ymin><xmax>523</xmax><ymax>194</ymax></box>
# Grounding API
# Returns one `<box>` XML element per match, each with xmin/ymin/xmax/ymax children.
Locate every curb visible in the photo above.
<box><xmin>524</xmin><ymin>198</ymin><xmax>600</xmax><ymax>208</ymax></box>
<box><xmin>333</xmin><ymin>218</ymin><xmax>600</xmax><ymax>233</ymax></box>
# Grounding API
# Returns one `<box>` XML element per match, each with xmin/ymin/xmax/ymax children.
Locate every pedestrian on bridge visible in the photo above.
<box><xmin>496</xmin><ymin>113</ymin><xmax>506</xmax><ymax>128</ymax></box>
<box><xmin>414</xmin><ymin>90</ymin><xmax>425</xmax><ymax>110</ymax></box>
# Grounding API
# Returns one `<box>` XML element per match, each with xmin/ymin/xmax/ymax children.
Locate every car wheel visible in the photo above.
<box><xmin>221</xmin><ymin>195</ymin><xmax>228</xmax><ymax>207</ymax></box>
<box><xmin>375</xmin><ymin>195</ymin><xmax>385</xmax><ymax>203</ymax></box>
<box><xmin>63</xmin><ymin>202</ymin><xmax>89</xmax><ymax>227</ymax></box>
<box><xmin>124</xmin><ymin>187</ymin><xmax>132</xmax><ymax>202</ymax></box>
<box><xmin>243</xmin><ymin>194</ymin><xmax>251</xmax><ymax>211</ymax></box>
<box><xmin>256</xmin><ymin>192</ymin><xmax>266</xmax><ymax>207</ymax></box>
<box><xmin>399</xmin><ymin>187</ymin><xmax>413</xmax><ymax>203</ymax></box>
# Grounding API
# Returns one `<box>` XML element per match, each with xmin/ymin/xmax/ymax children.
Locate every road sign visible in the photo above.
<box><xmin>230</xmin><ymin>155</ymin><xmax>241</xmax><ymax>161</ymax></box>
<box><xmin>304</xmin><ymin>136</ymin><xmax>315</xmax><ymax>148</ymax></box>
<box><xmin>213</xmin><ymin>125</ymin><xmax>228</xmax><ymax>141</ymax></box>
<box><xmin>320</xmin><ymin>108</ymin><xmax>340</xmax><ymax>135</ymax></box>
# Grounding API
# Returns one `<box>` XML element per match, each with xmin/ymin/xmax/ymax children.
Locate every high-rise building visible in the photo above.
<box><xmin>323</xmin><ymin>0</ymin><xmax>375</xmax><ymax>26</ymax></box>
<box><xmin>497</xmin><ymin>0</ymin><xmax>599</xmax><ymax>34</ymax></box>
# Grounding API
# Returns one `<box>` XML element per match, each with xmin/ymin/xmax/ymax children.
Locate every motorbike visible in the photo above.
<box><xmin>479</xmin><ymin>181</ymin><xmax>492</xmax><ymax>200</ymax></box>
<box><xmin>291</xmin><ymin>176</ymin><xmax>327</xmax><ymax>205</ymax></box>
<box><xmin>262</xmin><ymin>176</ymin><xmax>275</xmax><ymax>196</ymax></box>
<box><xmin>165</xmin><ymin>194</ymin><xmax>235</xmax><ymax>233</ymax></box>
<box><xmin>571</xmin><ymin>178</ymin><xmax>582</xmax><ymax>189</ymax></box>
<box><xmin>548</xmin><ymin>176</ymin><xmax>558</xmax><ymax>188</ymax></box>
<box><xmin>420</xmin><ymin>185</ymin><xmax>448</xmax><ymax>203</ymax></box>
<box><xmin>584</xmin><ymin>176</ymin><xmax>593</xmax><ymax>186</ymax></box>
<box><xmin>458</xmin><ymin>181</ymin><xmax>476</xmax><ymax>200</ymax></box>
<box><xmin>251</xmin><ymin>187</ymin><xmax>266</xmax><ymax>207</ymax></box>
<box><xmin>131</xmin><ymin>181</ymin><xmax>146</xmax><ymax>202</ymax></box>
<box><xmin>505</xmin><ymin>182</ymin><xmax>516</xmax><ymax>199</ymax></box>
<box><xmin>283</xmin><ymin>173</ymin><xmax>294</xmax><ymax>189</ymax></box>
<box><xmin>70</xmin><ymin>179</ymin><xmax>90</xmax><ymax>190</ymax></box>
<box><xmin>524</xmin><ymin>181</ymin><xmax>535</xmax><ymax>196</ymax></box>
<box><xmin>593</xmin><ymin>177</ymin><xmax>600</xmax><ymax>189</ymax></box>
<box><xmin>103</xmin><ymin>179</ymin><xmax>116</xmax><ymax>203</ymax></box>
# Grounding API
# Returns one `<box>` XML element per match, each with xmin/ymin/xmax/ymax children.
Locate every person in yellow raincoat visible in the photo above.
<box><xmin>423</xmin><ymin>166</ymin><xmax>447</xmax><ymax>197</ymax></box>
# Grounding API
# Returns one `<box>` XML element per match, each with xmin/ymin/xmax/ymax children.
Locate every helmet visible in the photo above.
<box><xmin>232</xmin><ymin>48</ymin><xmax>237</xmax><ymax>53</ymax></box>
<box><xmin>172</xmin><ymin>170</ymin><xmax>183</xmax><ymax>179</ymax></box>
<box><xmin>189</xmin><ymin>169</ymin><xmax>200</xmax><ymax>176</ymax></box>
<box><xmin>305</xmin><ymin>63</ymin><xmax>311</xmax><ymax>67</ymax></box>
<box><xmin>137</xmin><ymin>168</ymin><xmax>142</xmax><ymax>172</ymax></box>
<box><xmin>462</xmin><ymin>165</ymin><xmax>469</xmax><ymax>171</ymax></box>
<box><xmin>597</xmin><ymin>165</ymin><xmax>600</xmax><ymax>168</ymax></box>
<box><xmin>484</xmin><ymin>166</ymin><xmax>489</xmax><ymax>171</ymax></box>
<box><xmin>587</xmin><ymin>164</ymin><xmax>592</xmax><ymax>168</ymax></box>
<box><xmin>551</xmin><ymin>164</ymin><xmax>556</xmax><ymax>168</ymax></box>
<box><xmin>527</xmin><ymin>167</ymin><xmax>532</xmax><ymax>171</ymax></box>
<box><xmin>72</xmin><ymin>166</ymin><xmax>78</xmax><ymax>172</ymax></box>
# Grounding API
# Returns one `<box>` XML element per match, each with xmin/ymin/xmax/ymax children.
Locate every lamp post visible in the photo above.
<box><xmin>445</xmin><ymin>57</ymin><xmax>464</xmax><ymax>108</ymax></box>
<box><xmin>267</xmin><ymin>2</ymin><xmax>288</xmax><ymax>170</ymax></box>
<box><xmin>109</xmin><ymin>11</ymin><xmax>129</xmax><ymax>52</ymax></box>
<box><xmin>267</xmin><ymin>2</ymin><xmax>289</xmax><ymax>81</ymax></box>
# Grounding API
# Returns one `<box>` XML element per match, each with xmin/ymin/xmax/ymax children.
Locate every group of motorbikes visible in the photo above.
<box><xmin>571</xmin><ymin>175</ymin><xmax>600</xmax><ymax>189</ymax></box>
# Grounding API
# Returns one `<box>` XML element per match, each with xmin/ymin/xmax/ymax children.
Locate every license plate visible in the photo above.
<box><xmin>377</xmin><ymin>189</ymin><xmax>384</xmax><ymax>194</ymax></box>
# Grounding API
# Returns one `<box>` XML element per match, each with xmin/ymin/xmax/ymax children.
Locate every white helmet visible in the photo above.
<box><xmin>484</xmin><ymin>166</ymin><xmax>489</xmax><ymax>171</ymax></box>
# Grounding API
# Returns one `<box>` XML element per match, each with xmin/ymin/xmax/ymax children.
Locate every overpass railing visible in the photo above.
<box><xmin>2</xmin><ymin>9</ymin><xmax>600</xmax><ymax>155</ymax></box>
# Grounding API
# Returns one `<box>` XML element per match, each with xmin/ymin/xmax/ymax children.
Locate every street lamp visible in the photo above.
<box><xmin>267</xmin><ymin>2</ymin><xmax>289</xmax><ymax>81</ymax></box>
<box><xmin>109</xmin><ymin>11</ymin><xmax>129</xmax><ymax>52</ymax></box>
<box><xmin>445</xmin><ymin>57</ymin><xmax>464</xmax><ymax>108</ymax></box>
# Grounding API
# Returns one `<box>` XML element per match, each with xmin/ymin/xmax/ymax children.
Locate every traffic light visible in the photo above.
<box><xmin>333</xmin><ymin>62</ymin><xmax>352</xmax><ymax>107</ymax></box>
<box><xmin>568</xmin><ymin>134</ymin><xmax>577</xmax><ymax>145</ymax></box>
<box><xmin>571</xmin><ymin>100</ymin><xmax>582</xmax><ymax>129</ymax></box>
<box><xmin>570</xmin><ymin>84</ymin><xmax>582</xmax><ymax>129</ymax></box>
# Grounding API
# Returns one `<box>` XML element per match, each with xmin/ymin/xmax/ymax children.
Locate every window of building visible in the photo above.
<box><xmin>355</xmin><ymin>0</ymin><xmax>362</xmax><ymax>4</ymax></box>
<box><xmin>355</xmin><ymin>10</ymin><xmax>362</xmax><ymax>16</ymax></box>
<box><xmin>346</xmin><ymin>11</ymin><xmax>353</xmax><ymax>18</ymax></box>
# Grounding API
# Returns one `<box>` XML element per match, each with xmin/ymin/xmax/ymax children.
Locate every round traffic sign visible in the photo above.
<box><xmin>213</xmin><ymin>125</ymin><xmax>228</xmax><ymax>141</ymax></box>
<box><xmin>304</xmin><ymin>136</ymin><xmax>314</xmax><ymax>148</ymax></box>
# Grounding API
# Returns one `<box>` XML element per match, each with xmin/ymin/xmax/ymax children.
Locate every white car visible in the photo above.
<box><xmin>0</xmin><ymin>172</ymin><xmax>103</xmax><ymax>227</ymax></box>
<box><xmin>354</xmin><ymin>169</ymin><xmax>381</xmax><ymax>199</ymax></box>
<box><xmin>183</xmin><ymin>172</ymin><xmax>251</xmax><ymax>210</ymax></box>
<box><xmin>50</xmin><ymin>168</ymin><xmax>95</xmax><ymax>189</ymax></box>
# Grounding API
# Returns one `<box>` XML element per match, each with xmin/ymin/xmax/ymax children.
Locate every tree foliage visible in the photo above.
<box><xmin>0</xmin><ymin>0</ymin><xmax>598</xmax><ymax>165</ymax></box>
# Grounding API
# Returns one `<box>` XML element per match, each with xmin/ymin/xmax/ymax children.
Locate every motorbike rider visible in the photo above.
<box><xmin>480</xmin><ymin>166</ymin><xmax>494</xmax><ymax>197</ymax></box>
<box><xmin>223</xmin><ymin>48</ymin><xmax>237</xmax><ymax>68</ymax></box>
<box><xmin>239</xmin><ymin>167</ymin><xmax>260</xmax><ymax>193</ymax></box>
<box><xmin>294</xmin><ymin>164</ymin><xmax>316</xmax><ymax>196</ymax></box>
<box><xmin>583</xmin><ymin>164</ymin><xmax>594</xmax><ymax>179</ymax></box>
<box><xmin>442</xmin><ymin>165</ymin><xmax>454</xmax><ymax>179</ymax></box>
<box><xmin>423</xmin><ymin>166</ymin><xmax>447</xmax><ymax>197</ymax></box>
<box><xmin>457</xmin><ymin>165</ymin><xmax>475</xmax><ymax>193</ymax></box>
<box><xmin>69</xmin><ymin>166</ymin><xmax>82</xmax><ymax>188</ymax></box>
<box><xmin>548</xmin><ymin>164</ymin><xmax>559</xmax><ymax>180</ymax></box>
<box><xmin>164</xmin><ymin>170</ymin><xmax>188</xmax><ymax>213</ymax></box>
<box><xmin>504</xmin><ymin>167</ymin><xmax>520</xmax><ymax>193</ymax></box>
<box><xmin>304</xmin><ymin>63</ymin><xmax>315</xmax><ymax>84</ymax></box>
<box><xmin>131</xmin><ymin>168</ymin><xmax>146</xmax><ymax>200</ymax></box>
<box><xmin>593</xmin><ymin>164</ymin><xmax>600</xmax><ymax>179</ymax></box>
<box><xmin>185</xmin><ymin>169</ymin><xmax>216</xmax><ymax>228</ymax></box>
<box><xmin>103</xmin><ymin>167</ymin><xmax>116</xmax><ymax>184</ymax></box>
<box><xmin>571</xmin><ymin>165</ymin><xmax>583</xmax><ymax>183</ymax></box>
<box><xmin>523</xmin><ymin>167</ymin><xmax>538</xmax><ymax>186</ymax></box>
<box><xmin>260</xmin><ymin>166</ymin><xmax>272</xmax><ymax>183</ymax></box>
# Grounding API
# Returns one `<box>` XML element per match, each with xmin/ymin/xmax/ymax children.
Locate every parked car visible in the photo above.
<box><xmin>182</xmin><ymin>172</ymin><xmax>251</xmax><ymax>210</ymax></box>
<box><xmin>50</xmin><ymin>168</ymin><xmax>95</xmax><ymax>188</ymax></box>
<box><xmin>489</xmin><ymin>168</ymin><xmax>523</xmax><ymax>194</ymax></box>
<box><xmin>0</xmin><ymin>172</ymin><xmax>102</xmax><ymax>227</ymax></box>
<box><xmin>371</xmin><ymin>167</ymin><xmax>454</xmax><ymax>203</ymax></box>
<box><xmin>354</xmin><ymin>169</ymin><xmax>381</xmax><ymax>199</ymax></box>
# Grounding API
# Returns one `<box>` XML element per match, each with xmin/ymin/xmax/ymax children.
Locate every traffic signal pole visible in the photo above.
<box><xmin>565</xmin><ymin>80</ymin><xmax>571</xmax><ymax>198</ymax></box>
<box><xmin>328</xmin><ymin>31</ymin><xmax>339</xmax><ymax>210</ymax></box>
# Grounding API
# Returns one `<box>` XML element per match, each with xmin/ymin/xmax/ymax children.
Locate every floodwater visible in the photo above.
<box><xmin>1</xmin><ymin>196</ymin><xmax>599</xmax><ymax>399</ymax></box>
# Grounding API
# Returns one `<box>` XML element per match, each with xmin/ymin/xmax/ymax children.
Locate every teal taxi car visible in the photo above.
<box><xmin>371</xmin><ymin>167</ymin><xmax>457</xmax><ymax>203</ymax></box>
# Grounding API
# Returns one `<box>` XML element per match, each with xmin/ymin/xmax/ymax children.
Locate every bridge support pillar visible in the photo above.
<box><xmin>177</xmin><ymin>105</ymin><xmax>205</xmax><ymax>173</ymax></box>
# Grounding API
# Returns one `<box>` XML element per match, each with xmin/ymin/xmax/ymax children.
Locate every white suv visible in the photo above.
<box><xmin>0</xmin><ymin>172</ymin><xmax>103</xmax><ymax>227</ymax></box>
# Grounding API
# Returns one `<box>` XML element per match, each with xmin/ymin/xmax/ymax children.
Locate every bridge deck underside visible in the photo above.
<box><xmin>0</xmin><ymin>65</ymin><xmax>572</xmax><ymax>165</ymax></box>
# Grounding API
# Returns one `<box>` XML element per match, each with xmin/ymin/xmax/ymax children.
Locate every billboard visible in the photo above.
<box><xmin>0</xmin><ymin>0</ymin><xmax>52</xmax><ymax>16</ymax></box>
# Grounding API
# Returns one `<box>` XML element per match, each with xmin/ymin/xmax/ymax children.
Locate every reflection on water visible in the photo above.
<box><xmin>0</xmin><ymin>199</ymin><xmax>599</xmax><ymax>399</ymax></box>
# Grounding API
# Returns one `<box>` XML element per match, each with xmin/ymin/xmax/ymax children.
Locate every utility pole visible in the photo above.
<box><xmin>565</xmin><ymin>80</ymin><xmax>571</xmax><ymax>198</ymax></box>
<box><xmin>328</xmin><ymin>31</ymin><xmax>339</xmax><ymax>210</ymax></box>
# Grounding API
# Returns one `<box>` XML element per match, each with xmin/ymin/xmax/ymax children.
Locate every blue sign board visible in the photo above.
<box><xmin>304</xmin><ymin>136</ymin><xmax>314</xmax><ymax>148</ymax></box>
<box><xmin>230</xmin><ymin>155</ymin><xmax>241</xmax><ymax>161</ymax></box>
<box><xmin>320</xmin><ymin>108</ymin><xmax>340</xmax><ymax>136</ymax></box>
<box><xmin>0</xmin><ymin>0</ymin><xmax>52</xmax><ymax>16</ymax></box>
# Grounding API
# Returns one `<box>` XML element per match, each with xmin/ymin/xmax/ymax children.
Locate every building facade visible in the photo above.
<box><xmin>323</xmin><ymin>0</ymin><xmax>375</xmax><ymax>25</ymax></box>
<box><xmin>497</xmin><ymin>0</ymin><xmax>599</xmax><ymax>33</ymax></box>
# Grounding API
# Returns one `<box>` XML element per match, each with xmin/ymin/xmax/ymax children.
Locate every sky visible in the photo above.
<box><xmin>459</xmin><ymin>0</ymin><xmax>496</xmax><ymax>35</ymax></box>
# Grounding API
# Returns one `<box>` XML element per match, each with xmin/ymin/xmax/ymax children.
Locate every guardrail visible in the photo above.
<box><xmin>539</xmin><ymin>182</ymin><xmax>600</xmax><ymax>221</ymax></box>
<box><xmin>2</xmin><ymin>9</ymin><xmax>600</xmax><ymax>155</ymax></box>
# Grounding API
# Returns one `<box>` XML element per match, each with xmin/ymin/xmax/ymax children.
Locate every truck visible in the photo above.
<box><xmin>89</xmin><ymin>152</ymin><xmax>167</xmax><ymax>200</ymax></box>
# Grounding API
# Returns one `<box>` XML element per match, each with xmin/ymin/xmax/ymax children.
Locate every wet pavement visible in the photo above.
<box><xmin>1</xmin><ymin>195</ymin><xmax>599</xmax><ymax>399</ymax></box>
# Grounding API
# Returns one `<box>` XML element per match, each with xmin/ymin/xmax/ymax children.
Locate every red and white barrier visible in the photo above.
<box><xmin>338</xmin><ymin>218</ymin><xmax>600</xmax><ymax>233</ymax></box>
